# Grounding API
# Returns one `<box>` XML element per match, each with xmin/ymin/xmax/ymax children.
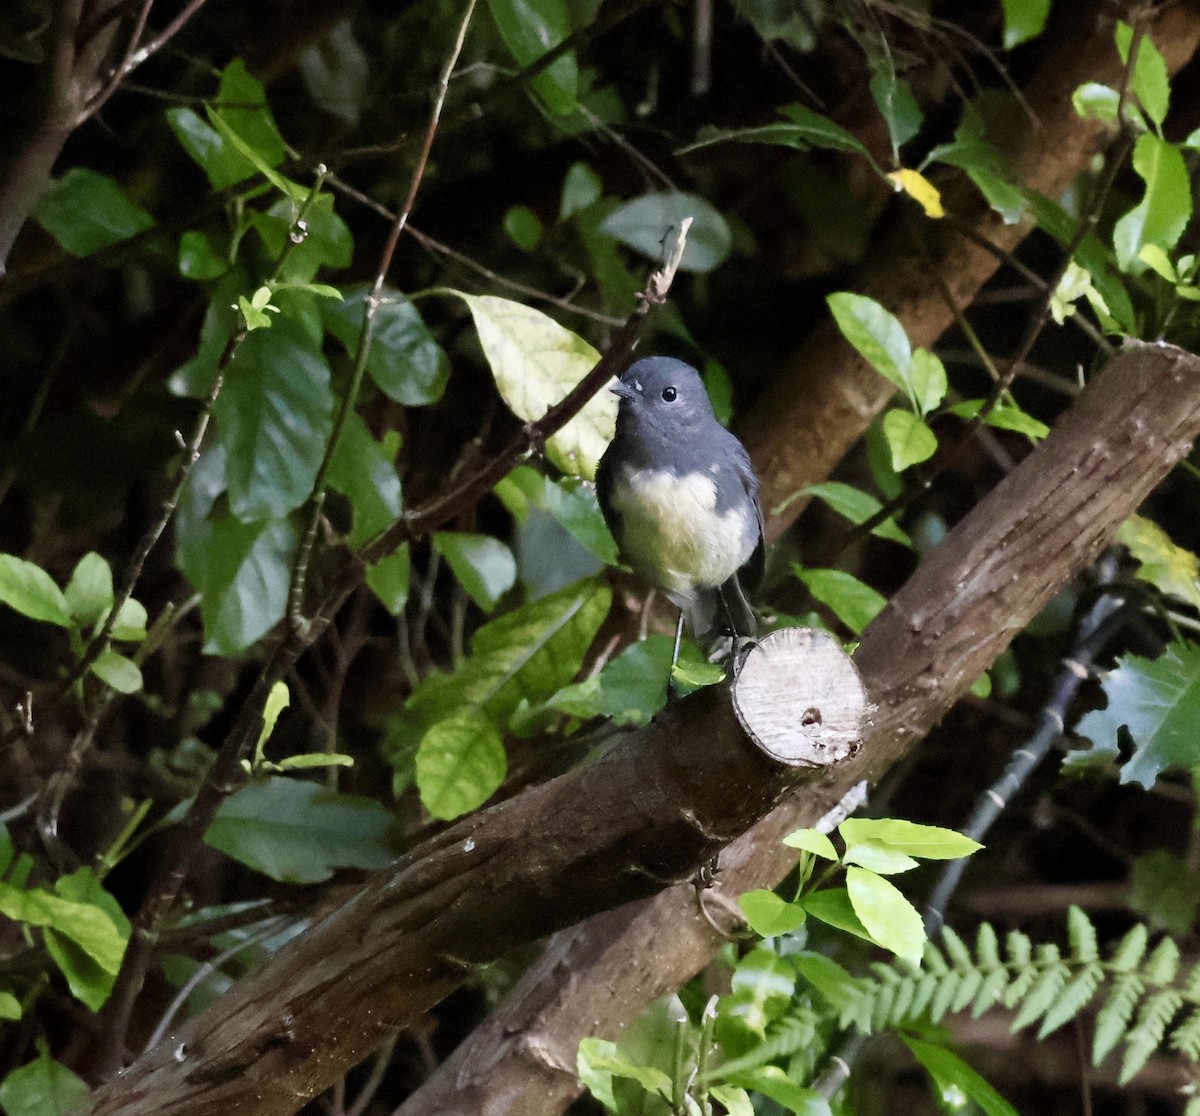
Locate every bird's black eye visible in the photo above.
<box><xmin>661</xmin><ymin>386</ymin><xmax>677</xmax><ymax>402</ymax></box>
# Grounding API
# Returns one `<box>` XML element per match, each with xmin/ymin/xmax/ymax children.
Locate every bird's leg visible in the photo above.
<box><xmin>666</xmin><ymin>609</ymin><xmax>685</xmax><ymax>702</ymax></box>
<box><xmin>716</xmin><ymin>584</ymin><xmax>756</xmax><ymax>677</ymax></box>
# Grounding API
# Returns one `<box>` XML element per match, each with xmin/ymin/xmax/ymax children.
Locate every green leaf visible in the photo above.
<box><xmin>108</xmin><ymin>597</ymin><xmax>148</xmax><ymax>644</ymax></box>
<box><xmin>845</xmin><ymin>865</ymin><xmax>926</xmax><ymax>965</ymax></box>
<box><xmin>560</xmin><ymin>162</ymin><xmax>602</xmax><ymax>221</ymax></box>
<box><xmin>947</xmin><ymin>399</ymin><xmax>1050</xmax><ymax>440</ymax></box>
<box><xmin>841</xmin><ymin>843</ymin><xmax>919</xmax><ymax>874</ymax></box>
<box><xmin>0</xmin><ymin>880</ymin><xmax>127</xmax><ymax>977</ymax></box>
<box><xmin>0</xmin><ymin>1046</ymin><xmax>90</xmax><ymax>1116</ymax></box>
<box><xmin>42</xmin><ymin>868</ymin><xmax>131</xmax><ymax>1012</ymax></box>
<box><xmin>1072</xmin><ymin>82</ymin><xmax>1125</xmax><ymax>126</ymax></box>
<box><xmin>838</xmin><ymin>818</ymin><xmax>983</xmax><ymax>860</ymax></box>
<box><xmin>577</xmin><ymin>1038</ymin><xmax>619</xmax><ymax>1112</ymax></box>
<box><xmin>433</xmin><ymin>533</ymin><xmax>517</xmax><ymax>613</ymax></box>
<box><xmin>486</xmin><ymin>0</ymin><xmax>577</xmax><ymax>114</ymax></box>
<box><xmin>1113</xmin><ymin>134</ymin><xmax>1192</xmax><ymax>270</ymax></box>
<box><xmin>416</xmin><ymin>711</ymin><xmax>508</xmax><ymax>820</ymax></box>
<box><xmin>0</xmin><ymin>555</ymin><xmax>72</xmax><ymax>628</ymax></box>
<box><xmin>709</xmin><ymin>1084</ymin><xmax>754</xmax><ymax>1116</ymax></box>
<box><xmin>0</xmin><ymin>993</ymin><xmax>18</xmax><ymax>1021</ymax></box>
<box><xmin>456</xmin><ymin>293</ymin><xmax>611</xmax><ymax>479</ymax></box>
<box><xmin>495</xmin><ymin>466</ymin><xmax>618</xmax><ymax>564</ymax></box>
<box><xmin>366</xmin><ymin>546</ymin><xmax>410</xmax><ymax>614</ymax></box>
<box><xmin>870</xmin><ymin>72</ymin><xmax>922</xmax><ymax>155</ymax></box>
<box><xmin>1072</xmin><ymin>641</ymin><xmax>1200</xmax><ymax>787</ymax></box>
<box><xmin>214</xmin><ymin>317</ymin><xmax>335</xmax><ymax>521</ymax></box>
<box><xmin>204</xmin><ymin>777</ymin><xmax>395</xmax><ymax>882</ymax></box>
<box><xmin>1116</xmin><ymin>515</ymin><xmax>1200</xmax><ymax>610</ymax></box>
<box><xmin>545</xmin><ymin>633</ymin><xmax>673</xmax><ymax>726</ymax></box>
<box><xmin>792</xmin><ymin>951</ymin><xmax>859</xmax><ymax>1007</ymax></box>
<box><xmin>739</xmin><ymin>890</ymin><xmax>808</xmax><ymax>937</ymax></box>
<box><xmin>781</xmin><ymin>828</ymin><xmax>839</xmax><ymax>860</ymax></box>
<box><xmin>404</xmin><ymin>580</ymin><xmax>611</xmax><ymax>733</ymax></box>
<box><xmin>89</xmin><ymin>650</ymin><xmax>143</xmax><ymax>694</ymax></box>
<box><xmin>1001</xmin><ymin>0</ymin><xmax>1050</xmax><ymax>47</ymax></box>
<box><xmin>33</xmin><ymin>168</ymin><xmax>154</xmax><ymax>257</ymax></box>
<box><xmin>575</xmin><ymin>1039</ymin><xmax>673</xmax><ymax>1105</ymax></box>
<box><xmin>801</xmin><ymin>887</ymin><xmax>876</xmax><ymax>945</ymax></box>
<box><xmin>324</xmin><ymin>289</ymin><xmax>449</xmax><ymax>407</ymax></box>
<box><xmin>724</xmin><ymin>948</ymin><xmax>796</xmax><ymax>1038</ymax></box>
<box><xmin>176</xmin><ymin>446</ymin><xmax>298</xmax><ymax>655</ymax></box>
<box><xmin>828</xmin><ymin>291</ymin><xmax>913</xmax><ymax>389</ymax></box>
<box><xmin>802</xmin><ymin>482</ymin><xmax>910</xmax><ymax>546</ymax></box>
<box><xmin>725</xmin><ymin>1068</ymin><xmax>833</xmax><ymax>1115</ymax></box>
<box><xmin>326</xmin><ymin>415</ymin><xmax>403</xmax><ymax>547</ymax></box>
<box><xmin>909</xmin><ymin>348</ymin><xmax>947</xmax><ymax>416</ymax></box>
<box><xmin>599</xmin><ymin>192</ymin><xmax>731</xmax><ymax>274</ymax></box>
<box><xmin>254</xmin><ymin>681</ymin><xmax>290</xmax><ymax>762</ymax></box>
<box><xmin>504</xmin><ymin>205</ymin><xmax>543</xmax><ymax>251</ymax></box>
<box><xmin>882</xmin><ymin>409</ymin><xmax>937</xmax><ymax>471</ymax></box>
<box><xmin>1115</xmin><ymin>22</ymin><xmax>1171</xmax><ymax>128</ymax></box>
<box><xmin>795</xmin><ymin>566</ymin><xmax>886</xmax><ymax>635</ymax></box>
<box><xmin>167</xmin><ymin>60</ymin><xmax>286</xmax><ymax>190</ymax></box>
<box><xmin>178</xmin><ymin>228</ymin><xmax>230</xmax><ymax>280</ymax></box>
<box><xmin>682</xmin><ymin>102</ymin><xmax>868</xmax><ymax>157</ymax></box>
<box><xmin>901</xmin><ymin>1036</ymin><xmax>1019</xmax><ymax>1116</ymax></box>
<box><xmin>64</xmin><ymin>552</ymin><xmax>114</xmax><ymax>627</ymax></box>
<box><xmin>1129</xmin><ymin>849</ymin><xmax>1200</xmax><ymax>935</ymax></box>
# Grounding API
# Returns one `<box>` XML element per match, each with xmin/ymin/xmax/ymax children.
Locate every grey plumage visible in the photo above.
<box><xmin>597</xmin><ymin>356</ymin><xmax>763</xmax><ymax>641</ymax></box>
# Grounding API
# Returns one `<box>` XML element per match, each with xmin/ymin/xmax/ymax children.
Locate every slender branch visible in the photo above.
<box><xmin>923</xmin><ymin>558</ymin><xmax>1123</xmax><ymax>933</ymax></box>
<box><xmin>80</xmin><ymin>0</ymin><xmax>210</xmax><ymax>121</ymax></box>
<box><xmin>287</xmin><ymin>0</ymin><xmax>478</xmax><ymax>629</ymax></box>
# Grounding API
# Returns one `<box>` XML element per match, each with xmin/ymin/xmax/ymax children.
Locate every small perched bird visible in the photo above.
<box><xmin>597</xmin><ymin>356</ymin><xmax>763</xmax><ymax>674</ymax></box>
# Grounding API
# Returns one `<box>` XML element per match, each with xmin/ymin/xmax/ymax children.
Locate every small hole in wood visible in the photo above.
<box><xmin>800</xmin><ymin>707</ymin><xmax>822</xmax><ymax>726</ymax></box>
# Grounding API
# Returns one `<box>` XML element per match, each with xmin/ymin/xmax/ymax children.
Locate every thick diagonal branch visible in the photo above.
<box><xmin>398</xmin><ymin>340</ymin><xmax>1200</xmax><ymax>1116</ymax></box>
<box><xmin>88</xmin><ymin>630</ymin><xmax>866</xmax><ymax>1115</ymax></box>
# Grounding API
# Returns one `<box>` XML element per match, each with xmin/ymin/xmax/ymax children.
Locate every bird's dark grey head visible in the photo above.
<box><xmin>611</xmin><ymin>357</ymin><xmax>714</xmax><ymax>434</ymax></box>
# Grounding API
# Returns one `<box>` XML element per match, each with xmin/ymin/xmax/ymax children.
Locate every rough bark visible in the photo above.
<box><xmin>87</xmin><ymin>630</ymin><xmax>866</xmax><ymax>1115</ymax></box>
<box><xmin>740</xmin><ymin>0</ymin><xmax>1200</xmax><ymax>541</ymax></box>
<box><xmin>399</xmin><ymin>341</ymin><xmax>1200</xmax><ymax>1115</ymax></box>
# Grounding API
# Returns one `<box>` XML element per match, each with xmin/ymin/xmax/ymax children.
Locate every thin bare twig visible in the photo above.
<box><xmin>81</xmin><ymin>0</ymin><xmax>211</xmax><ymax>121</ymax></box>
<box><xmin>287</xmin><ymin>0</ymin><xmax>480</xmax><ymax>630</ymax></box>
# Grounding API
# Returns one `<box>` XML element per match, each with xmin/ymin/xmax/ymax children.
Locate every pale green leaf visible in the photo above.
<box><xmin>827</xmin><ymin>292</ymin><xmax>912</xmax><ymax>390</ymax></box>
<box><xmin>486</xmin><ymin>0</ymin><xmax>577</xmax><ymax>114</ymax></box>
<box><xmin>456</xmin><ymin>293</ymin><xmax>612</xmax><ymax>479</ymax></box>
<box><xmin>89</xmin><ymin>650</ymin><xmax>143</xmax><ymax>694</ymax></box>
<box><xmin>838</xmin><ymin>818</ymin><xmax>983</xmax><ymax>859</ymax></box>
<box><xmin>64</xmin><ymin>552</ymin><xmax>114</xmax><ymax>627</ymax></box>
<box><xmin>902</xmin><ymin>1036</ymin><xmax>1019</xmax><ymax>1116</ymax></box>
<box><xmin>0</xmin><ymin>1047</ymin><xmax>90</xmax><ymax>1116</ymax></box>
<box><xmin>1116</xmin><ymin>516</ymin><xmax>1200</xmax><ymax>610</ymax></box>
<box><xmin>739</xmin><ymin>890</ymin><xmax>807</xmax><ymax>937</ymax></box>
<box><xmin>0</xmin><ymin>555</ymin><xmax>72</xmax><ymax>628</ymax></box>
<box><xmin>1113</xmin><ymin>134</ymin><xmax>1192</xmax><ymax>270</ymax></box>
<box><xmin>433</xmin><ymin>533</ymin><xmax>517</xmax><ymax>613</ymax></box>
<box><xmin>796</xmin><ymin>566</ymin><xmax>886</xmax><ymax>635</ymax></box>
<box><xmin>781</xmin><ymin>828</ymin><xmax>839</xmax><ymax>860</ymax></box>
<box><xmin>882</xmin><ymin>409</ymin><xmax>937</xmax><ymax>471</ymax></box>
<box><xmin>846</xmin><ymin>866</ymin><xmax>926</xmax><ymax>965</ymax></box>
<box><xmin>416</xmin><ymin>711</ymin><xmax>507</xmax><ymax>820</ymax></box>
<box><xmin>599</xmin><ymin>191</ymin><xmax>731</xmax><ymax>274</ymax></box>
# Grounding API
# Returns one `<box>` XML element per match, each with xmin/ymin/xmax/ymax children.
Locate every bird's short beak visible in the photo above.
<box><xmin>610</xmin><ymin>380</ymin><xmax>637</xmax><ymax>400</ymax></box>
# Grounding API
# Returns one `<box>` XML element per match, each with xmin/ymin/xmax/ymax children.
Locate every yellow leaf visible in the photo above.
<box><xmin>887</xmin><ymin>168</ymin><xmax>944</xmax><ymax>219</ymax></box>
<box><xmin>1117</xmin><ymin>515</ymin><xmax>1200</xmax><ymax>610</ymax></box>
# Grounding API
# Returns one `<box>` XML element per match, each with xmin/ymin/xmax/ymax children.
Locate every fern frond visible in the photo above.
<box><xmin>1121</xmin><ymin>989</ymin><xmax>1184</xmax><ymax>1084</ymax></box>
<box><xmin>1170</xmin><ymin>1004</ymin><xmax>1200</xmax><ymax>1061</ymax></box>
<box><xmin>1039</xmin><ymin>961</ymin><xmax>1104</xmax><ymax>1038</ymax></box>
<box><xmin>1093</xmin><ymin>972</ymin><xmax>1145</xmax><ymax>1065</ymax></box>
<box><xmin>1143</xmin><ymin>937</ymin><xmax>1181</xmax><ymax>985</ymax></box>
<box><xmin>1067</xmin><ymin>905</ymin><xmax>1098</xmax><ymax>963</ymax></box>
<box><xmin>1109</xmin><ymin>923</ymin><xmax>1149</xmax><ymax>972</ymax></box>
<box><xmin>1010</xmin><ymin>945</ymin><xmax>1068</xmax><ymax>1032</ymax></box>
<box><xmin>714</xmin><ymin>1013</ymin><xmax>819</xmax><ymax>1079</ymax></box>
